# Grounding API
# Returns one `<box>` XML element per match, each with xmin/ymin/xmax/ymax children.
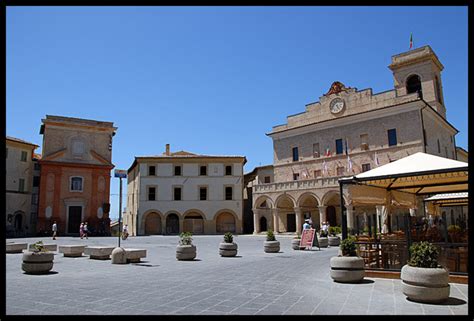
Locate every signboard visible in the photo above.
<box><xmin>299</xmin><ymin>228</ymin><xmax>319</xmax><ymax>250</ymax></box>
<box><xmin>114</xmin><ymin>169</ymin><xmax>127</xmax><ymax>178</ymax></box>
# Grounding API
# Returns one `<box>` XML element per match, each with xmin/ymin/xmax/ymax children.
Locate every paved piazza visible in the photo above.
<box><xmin>6</xmin><ymin>235</ymin><xmax>468</xmax><ymax>315</ymax></box>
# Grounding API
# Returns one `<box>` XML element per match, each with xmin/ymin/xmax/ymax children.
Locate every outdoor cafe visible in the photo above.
<box><xmin>338</xmin><ymin>152</ymin><xmax>468</xmax><ymax>275</ymax></box>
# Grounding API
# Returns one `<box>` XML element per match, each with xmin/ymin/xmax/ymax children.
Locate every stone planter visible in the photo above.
<box><xmin>6</xmin><ymin>243</ymin><xmax>28</xmax><ymax>253</ymax></box>
<box><xmin>330</xmin><ymin>256</ymin><xmax>365</xmax><ymax>283</ymax></box>
<box><xmin>29</xmin><ymin>244</ymin><xmax>57</xmax><ymax>252</ymax></box>
<box><xmin>22</xmin><ymin>252</ymin><xmax>54</xmax><ymax>274</ymax></box>
<box><xmin>401</xmin><ymin>264</ymin><xmax>450</xmax><ymax>303</ymax></box>
<box><xmin>292</xmin><ymin>239</ymin><xmax>302</xmax><ymax>250</ymax></box>
<box><xmin>328</xmin><ymin>236</ymin><xmax>340</xmax><ymax>246</ymax></box>
<box><xmin>318</xmin><ymin>237</ymin><xmax>328</xmax><ymax>248</ymax></box>
<box><xmin>264</xmin><ymin>240</ymin><xmax>280</xmax><ymax>253</ymax></box>
<box><xmin>219</xmin><ymin>242</ymin><xmax>238</xmax><ymax>257</ymax></box>
<box><xmin>176</xmin><ymin>244</ymin><xmax>196</xmax><ymax>261</ymax></box>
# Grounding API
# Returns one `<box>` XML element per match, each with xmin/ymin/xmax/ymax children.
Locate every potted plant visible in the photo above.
<box><xmin>219</xmin><ymin>232</ymin><xmax>238</xmax><ymax>257</ymax></box>
<box><xmin>330</xmin><ymin>236</ymin><xmax>365</xmax><ymax>283</ymax></box>
<box><xmin>401</xmin><ymin>241</ymin><xmax>450</xmax><ymax>303</ymax></box>
<box><xmin>318</xmin><ymin>230</ymin><xmax>329</xmax><ymax>248</ymax></box>
<box><xmin>292</xmin><ymin>232</ymin><xmax>302</xmax><ymax>250</ymax></box>
<box><xmin>264</xmin><ymin>229</ymin><xmax>280</xmax><ymax>253</ymax></box>
<box><xmin>176</xmin><ymin>232</ymin><xmax>196</xmax><ymax>261</ymax></box>
<box><xmin>328</xmin><ymin>226</ymin><xmax>341</xmax><ymax>246</ymax></box>
<box><xmin>22</xmin><ymin>241</ymin><xmax>54</xmax><ymax>274</ymax></box>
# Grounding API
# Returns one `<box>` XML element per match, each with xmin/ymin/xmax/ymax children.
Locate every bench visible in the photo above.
<box><xmin>84</xmin><ymin>246</ymin><xmax>115</xmax><ymax>260</ymax></box>
<box><xmin>124</xmin><ymin>248</ymin><xmax>147</xmax><ymax>263</ymax></box>
<box><xmin>29</xmin><ymin>244</ymin><xmax>58</xmax><ymax>252</ymax></box>
<box><xmin>58</xmin><ymin>245</ymin><xmax>86</xmax><ymax>257</ymax></box>
<box><xmin>6</xmin><ymin>243</ymin><xmax>28</xmax><ymax>253</ymax></box>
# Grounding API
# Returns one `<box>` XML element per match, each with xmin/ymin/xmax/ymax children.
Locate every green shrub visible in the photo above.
<box><xmin>340</xmin><ymin>236</ymin><xmax>357</xmax><ymax>256</ymax></box>
<box><xmin>408</xmin><ymin>241</ymin><xmax>440</xmax><ymax>268</ymax></box>
<box><xmin>31</xmin><ymin>241</ymin><xmax>48</xmax><ymax>253</ymax></box>
<box><xmin>179</xmin><ymin>232</ymin><xmax>193</xmax><ymax>245</ymax></box>
<box><xmin>266</xmin><ymin>229</ymin><xmax>276</xmax><ymax>241</ymax></box>
<box><xmin>329</xmin><ymin>226</ymin><xmax>342</xmax><ymax>236</ymax></box>
<box><xmin>223</xmin><ymin>232</ymin><xmax>233</xmax><ymax>243</ymax></box>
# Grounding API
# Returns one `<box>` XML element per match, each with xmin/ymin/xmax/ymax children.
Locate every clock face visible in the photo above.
<box><xmin>330</xmin><ymin>98</ymin><xmax>345</xmax><ymax>114</ymax></box>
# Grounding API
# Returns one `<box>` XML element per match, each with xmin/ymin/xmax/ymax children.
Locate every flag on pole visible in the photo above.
<box><xmin>409</xmin><ymin>33</ymin><xmax>413</xmax><ymax>49</ymax></box>
<box><xmin>374</xmin><ymin>151</ymin><xmax>380</xmax><ymax>166</ymax></box>
<box><xmin>325</xmin><ymin>147</ymin><xmax>331</xmax><ymax>157</ymax></box>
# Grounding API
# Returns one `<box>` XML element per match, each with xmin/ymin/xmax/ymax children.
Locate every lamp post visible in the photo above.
<box><xmin>114</xmin><ymin>169</ymin><xmax>127</xmax><ymax>247</ymax></box>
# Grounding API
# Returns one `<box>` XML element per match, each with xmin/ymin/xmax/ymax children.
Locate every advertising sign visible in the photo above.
<box><xmin>114</xmin><ymin>169</ymin><xmax>127</xmax><ymax>178</ymax></box>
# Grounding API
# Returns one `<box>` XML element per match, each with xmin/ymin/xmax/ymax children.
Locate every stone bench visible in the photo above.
<box><xmin>29</xmin><ymin>244</ymin><xmax>58</xmax><ymax>252</ymax></box>
<box><xmin>84</xmin><ymin>246</ymin><xmax>115</xmax><ymax>260</ymax></box>
<box><xmin>6</xmin><ymin>243</ymin><xmax>28</xmax><ymax>253</ymax></box>
<box><xmin>124</xmin><ymin>248</ymin><xmax>147</xmax><ymax>263</ymax></box>
<box><xmin>58</xmin><ymin>245</ymin><xmax>86</xmax><ymax>257</ymax></box>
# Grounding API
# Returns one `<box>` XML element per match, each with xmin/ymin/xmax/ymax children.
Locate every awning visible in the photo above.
<box><xmin>423</xmin><ymin>192</ymin><xmax>468</xmax><ymax>206</ymax></box>
<box><xmin>340</xmin><ymin>152</ymin><xmax>468</xmax><ymax>195</ymax></box>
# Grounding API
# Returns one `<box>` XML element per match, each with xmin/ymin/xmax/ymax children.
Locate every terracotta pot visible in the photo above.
<box><xmin>401</xmin><ymin>265</ymin><xmax>450</xmax><ymax>303</ymax></box>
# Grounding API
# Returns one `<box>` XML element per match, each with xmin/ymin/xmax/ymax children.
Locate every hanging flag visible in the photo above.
<box><xmin>409</xmin><ymin>33</ymin><xmax>413</xmax><ymax>49</ymax></box>
<box><xmin>347</xmin><ymin>154</ymin><xmax>353</xmax><ymax>173</ymax></box>
<box><xmin>325</xmin><ymin>147</ymin><xmax>331</xmax><ymax>157</ymax></box>
<box><xmin>323</xmin><ymin>160</ymin><xmax>328</xmax><ymax>176</ymax></box>
<box><xmin>374</xmin><ymin>151</ymin><xmax>380</xmax><ymax>166</ymax></box>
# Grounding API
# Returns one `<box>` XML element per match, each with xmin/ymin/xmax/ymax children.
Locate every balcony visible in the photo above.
<box><xmin>254</xmin><ymin>176</ymin><xmax>340</xmax><ymax>194</ymax></box>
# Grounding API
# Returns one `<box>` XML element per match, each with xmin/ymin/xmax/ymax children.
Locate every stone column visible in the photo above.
<box><xmin>272</xmin><ymin>209</ymin><xmax>280</xmax><ymax>233</ymax></box>
<box><xmin>253</xmin><ymin>209</ymin><xmax>260</xmax><ymax>234</ymax></box>
<box><xmin>294</xmin><ymin>207</ymin><xmax>302</xmax><ymax>234</ymax></box>
<box><xmin>376</xmin><ymin>205</ymin><xmax>384</xmax><ymax>233</ymax></box>
<box><xmin>346</xmin><ymin>205</ymin><xmax>354</xmax><ymax>231</ymax></box>
<box><xmin>318</xmin><ymin>206</ymin><xmax>327</xmax><ymax>226</ymax></box>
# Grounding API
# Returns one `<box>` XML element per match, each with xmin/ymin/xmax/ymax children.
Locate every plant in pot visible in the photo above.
<box><xmin>176</xmin><ymin>232</ymin><xmax>196</xmax><ymax>261</ymax></box>
<box><xmin>318</xmin><ymin>229</ymin><xmax>329</xmax><ymax>248</ymax></box>
<box><xmin>330</xmin><ymin>236</ymin><xmax>365</xmax><ymax>283</ymax></box>
<box><xmin>328</xmin><ymin>226</ymin><xmax>341</xmax><ymax>246</ymax></box>
<box><xmin>264</xmin><ymin>229</ymin><xmax>280</xmax><ymax>253</ymax></box>
<box><xmin>22</xmin><ymin>241</ymin><xmax>55</xmax><ymax>274</ymax></box>
<box><xmin>401</xmin><ymin>241</ymin><xmax>450</xmax><ymax>303</ymax></box>
<box><xmin>219</xmin><ymin>232</ymin><xmax>238</xmax><ymax>257</ymax></box>
<box><xmin>292</xmin><ymin>232</ymin><xmax>302</xmax><ymax>250</ymax></box>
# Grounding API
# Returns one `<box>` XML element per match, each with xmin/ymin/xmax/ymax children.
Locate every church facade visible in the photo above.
<box><xmin>251</xmin><ymin>45</ymin><xmax>459</xmax><ymax>235</ymax></box>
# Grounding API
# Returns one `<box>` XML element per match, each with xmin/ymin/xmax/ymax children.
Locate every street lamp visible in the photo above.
<box><xmin>114</xmin><ymin>169</ymin><xmax>127</xmax><ymax>247</ymax></box>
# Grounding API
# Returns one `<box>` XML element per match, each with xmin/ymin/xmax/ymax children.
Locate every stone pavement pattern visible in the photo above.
<box><xmin>6</xmin><ymin>235</ymin><xmax>468</xmax><ymax>315</ymax></box>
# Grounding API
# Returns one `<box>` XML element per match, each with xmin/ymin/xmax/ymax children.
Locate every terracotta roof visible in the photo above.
<box><xmin>6</xmin><ymin>136</ymin><xmax>39</xmax><ymax>148</ymax></box>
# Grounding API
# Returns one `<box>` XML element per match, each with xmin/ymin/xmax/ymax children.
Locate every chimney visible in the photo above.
<box><xmin>165</xmin><ymin>144</ymin><xmax>170</xmax><ymax>156</ymax></box>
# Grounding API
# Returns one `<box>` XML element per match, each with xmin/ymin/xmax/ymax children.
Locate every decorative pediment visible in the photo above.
<box><xmin>42</xmin><ymin>148</ymin><xmax>67</xmax><ymax>161</ymax></box>
<box><xmin>324</xmin><ymin>81</ymin><xmax>351</xmax><ymax>96</ymax></box>
<box><xmin>90</xmin><ymin>150</ymin><xmax>112</xmax><ymax>165</ymax></box>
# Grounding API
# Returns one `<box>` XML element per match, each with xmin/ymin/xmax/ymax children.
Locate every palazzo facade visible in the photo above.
<box><xmin>251</xmin><ymin>45</ymin><xmax>460</xmax><ymax>235</ymax></box>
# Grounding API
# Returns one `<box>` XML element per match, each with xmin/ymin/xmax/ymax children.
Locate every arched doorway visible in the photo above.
<box><xmin>260</xmin><ymin>216</ymin><xmax>267</xmax><ymax>232</ymax></box>
<box><xmin>145</xmin><ymin>213</ymin><xmax>161</xmax><ymax>235</ymax></box>
<box><xmin>166</xmin><ymin>213</ymin><xmax>179</xmax><ymax>234</ymax></box>
<box><xmin>406</xmin><ymin>74</ymin><xmax>422</xmax><ymax>99</ymax></box>
<box><xmin>184</xmin><ymin>213</ymin><xmax>204</xmax><ymax>234</ymax></box>
<box><xmin>216</xmin><ymin>212</ymin><xmax>236</xmax><ymax>233</ymax></box>
<box><xmin>327</xmin><ymin>206</ymin><xmax>337</xmax><ymax>227</ymax></box>
<box><xmin>14</xmin><ymin>212</ymin><xmax>23</xmax><ymax>235</ymax></box>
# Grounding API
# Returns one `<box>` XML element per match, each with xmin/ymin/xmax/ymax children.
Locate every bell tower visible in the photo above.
<box><xmin>389</xmin><ymin>45</ymin><xmax>446</xmax><ymax>119</ymax></box>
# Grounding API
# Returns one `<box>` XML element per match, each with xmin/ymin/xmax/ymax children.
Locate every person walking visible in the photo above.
<box><xmin>122</xmin><ymin>224</ymin><xmax>129</xmax><ymax>240</ymax></box>
<box><xmin>79</xmin><ymin>222</ymin><xmax>84</xmax><ymax>239</ymax></box>
<box><xmin>83</xmin><ymin>222</ymin><xmax>89</xmax><ymax>239</ymax></box>
<box><xmin>52</xmin><ymin>221</ymin><xmax>58</xmax><ymax>240</ymax></box>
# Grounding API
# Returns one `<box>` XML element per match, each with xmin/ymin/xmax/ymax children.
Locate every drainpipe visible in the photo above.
<box><xmin>419</xmin><ymin>101</ymin><xmax>428</xmax><ymax>153</ymax></box>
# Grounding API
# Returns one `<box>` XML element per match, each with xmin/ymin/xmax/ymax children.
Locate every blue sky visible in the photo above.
<box><xmin>6</xmin><ymin>6</ymin><xmax>468</xmax><ymax>220</ymax></box>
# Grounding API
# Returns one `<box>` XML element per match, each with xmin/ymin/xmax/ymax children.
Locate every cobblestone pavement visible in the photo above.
<box><xmin>6</xmin><ymin>235</ymin><xmax>468</xmax><ymax>315</ymax></box>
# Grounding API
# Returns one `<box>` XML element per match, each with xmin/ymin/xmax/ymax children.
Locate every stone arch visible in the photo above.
<box><xmin>297</xmin><ymin>192</ymin><xmax>320</xmax><ymax>208</ymax></box>
<box><xmin>164</xmin><ymin>211</ymin><xmax>181</xmax><ymax>235</ymax></box>
<box><xmin>275</xmin><ymin>194</ymin><xmax>296</xmax><ymax>209</ymax></box>
<box><xmin>142</xmin><ymin>210</ymin><xmax>163</xmax><ymax>235</ymax></box>
<box><xmin>321</xmin><ymin>190</ymin><xmax>349</xmax><ymax>206</ymax></box>
<box><xmin>406</xmin><ymin>74</ymin><xmax>422</xmax><ymax>98</ymax></box>
<box><xmin>255</xmin><ymin>195</ymin><xmax>274</xmax><ymax>209</ymax></box>
<box><xmin>183</xmin><ymin>209</ymin><xmax>205</xmax><ymax>234</ymax></box>
<box><xmin>214</xmin><ymin>209</ymin><xmax>238</xmax><ymax>234</ymax></box>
